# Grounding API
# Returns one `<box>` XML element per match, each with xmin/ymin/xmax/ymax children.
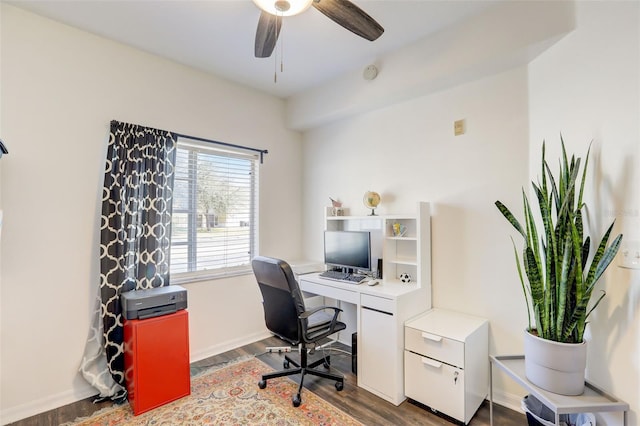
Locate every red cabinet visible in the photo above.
<box><xmin>124</xmin><ymin>310</ymin><xmax>190</xmax><ymax>415</ymax></box>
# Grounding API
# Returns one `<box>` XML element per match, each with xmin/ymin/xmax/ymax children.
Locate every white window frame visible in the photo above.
<box><xmin>170</xmin><ymin>137</ymin><xmax>259</xmax><ymax>284</ymax></box>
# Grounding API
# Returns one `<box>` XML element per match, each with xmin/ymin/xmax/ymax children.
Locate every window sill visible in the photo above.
<box><xmin>171</xmin><ymin>268</ymin><xmax>253</xmax><ymax>285</ymax></box>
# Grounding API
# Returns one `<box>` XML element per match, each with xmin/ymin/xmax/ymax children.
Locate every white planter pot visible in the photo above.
<box><xmin>524</xmin><ymin>330</ymin><xmax>586</xmax><ymax>395</ymax></box>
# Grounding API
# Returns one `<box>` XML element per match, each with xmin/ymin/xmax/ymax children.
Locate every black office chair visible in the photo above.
<box><xmin>251</xmin><ymin>256</ymin><xmax>346</xmax><ymax>407</ymax></box>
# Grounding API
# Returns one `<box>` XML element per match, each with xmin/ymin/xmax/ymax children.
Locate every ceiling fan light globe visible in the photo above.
<box><xmin>252</xmin><ymin>0</ymin><xmax>313</xmax><ymax>16</ymax></box>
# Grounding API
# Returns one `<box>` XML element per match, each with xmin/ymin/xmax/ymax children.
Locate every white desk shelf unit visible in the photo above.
<box><xmin>325</xmin><ymin>202</ymin><xmax>431</xmax><ymax>291</ymax></box>
<box><xmin>382</xmin><ymin>206</ymin><xmax>430</xmax><ymax>287</ymax></box>
<box><xmin>489</xmin><ymin>355</ymin><xmax>629</xmax><ymax>426</ymax></box>
<box><xmin>405</xmin><ymin>308</ymin><xmax>489</xmax><ymax>425</ymax></box>
<box><xmin>299</xmin><ymin>202</ymin><xmax>432</xmax><ymax>405</ymax></box>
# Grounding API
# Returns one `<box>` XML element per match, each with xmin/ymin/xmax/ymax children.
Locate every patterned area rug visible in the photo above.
<box><xmin>66</xmin><ymin>356</ymin><xmax>362</xmax><ymax>425</ymax></box>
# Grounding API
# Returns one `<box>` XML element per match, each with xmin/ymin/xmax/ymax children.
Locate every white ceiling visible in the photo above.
<box><xmin>7</xmin><ymin>0</ymin><xmax>502</xmax><ymax>99</ymax></box>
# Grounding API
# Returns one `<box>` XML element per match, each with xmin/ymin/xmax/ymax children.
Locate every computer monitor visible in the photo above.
<box><xmin>324</xmin><ymin>230</ymin><xmax>371</xmax><ymax>273</ymax></box>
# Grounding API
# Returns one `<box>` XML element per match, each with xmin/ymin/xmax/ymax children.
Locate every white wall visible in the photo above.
<box><xmin>528</xmin><ymin>2</ymin><xmax>640</xmax><ymax>424</ymax></box>
<box><xmin>300</xmin><ymin>1</ymin><xmax>639</xmax><ymax>423</ymax></box>
<box><xmin>2</xmin><ymin>1</ymin><xmax>638</xmax><ymax>424</ymax></box>
<box><xmin>302</xmin><ymin>65</ymin><xmax>531</xmax><ymax>405</ymax></box>
<box><xmin>0</xmin><ymin>5</ymin><xmax>303</xmax><ymax>423</ymax></box>
<box><xmin>288</xmin><ymin>0</ymin><xmax>575</xmax><ymax>131</ymax></box>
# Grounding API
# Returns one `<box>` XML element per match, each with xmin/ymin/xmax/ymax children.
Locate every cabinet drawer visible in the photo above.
<box><xmin>361</xmin><ymin>293</ymin><xmax>394</xmax><ymax>314</ymax></box>
<box><xmin>405</xmin><ymin>326</ymin><xmax>464</xmax><ymax>368</ymax></box>
<box><xmin>404</xmin><ymin>350</ymin><xmax>464</xmax><ymax>423</ymax></box>
<box><xmin>299</xmin><ymin>280</ymin><xmax>359</xmax><ymax>304</ymax></box>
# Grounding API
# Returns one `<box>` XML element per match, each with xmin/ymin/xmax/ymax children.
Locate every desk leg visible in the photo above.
<box><xmin>489</xmin><ymin>360</ymin><xmax>493</xmax><ymax>426</ymax></box>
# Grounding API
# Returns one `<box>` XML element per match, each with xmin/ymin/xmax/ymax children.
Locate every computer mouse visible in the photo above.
<box><xmin>367</xmin><ymin>280</ymin><xmax>379</xmax><ymax>286</ymax></box>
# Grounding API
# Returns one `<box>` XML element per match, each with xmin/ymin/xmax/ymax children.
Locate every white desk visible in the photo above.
<box><xmin>298</xmin><ymin>273</ymin><xmax>430</xmax><ymax>405</ymax></box>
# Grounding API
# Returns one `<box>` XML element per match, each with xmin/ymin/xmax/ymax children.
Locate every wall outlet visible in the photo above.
<box><xmin>454</xmin><ymin>119</ymin><xmax>465</xmax><ymax>136</ymax></box>
<box><xmin>619</xmin><ymin>240</ymin><xmax>640</xmax><ymax>269</ymax></box>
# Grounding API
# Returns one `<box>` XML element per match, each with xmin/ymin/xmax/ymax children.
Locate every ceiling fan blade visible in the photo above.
<box><xmin>255</xmin><ymin>11</ymin><xmax>281</xmax><ymax>58</ymax></box>
<box><xmin>312</xmin><ymin>0</ymin><xmax>384</xmax><ymax>41</ymax></box>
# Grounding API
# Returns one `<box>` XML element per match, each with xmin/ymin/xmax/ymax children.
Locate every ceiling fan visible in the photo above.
<box><xmin>253</xmin><ymin>0</ymin><xmax>385</xmax><ymax>58</ymax></box>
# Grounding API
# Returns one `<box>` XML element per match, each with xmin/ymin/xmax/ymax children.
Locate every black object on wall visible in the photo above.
<box><xmin>0</xmin><ymin>139</ymin><xmax>8</xmax><ymax>158</ymax></box>
<box><xmin>352</xmin><ymin>332</ymin><xmax>358</xmax><ymax>375</ymax></box>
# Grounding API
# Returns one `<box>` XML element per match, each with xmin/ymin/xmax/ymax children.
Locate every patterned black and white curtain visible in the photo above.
<box><xmin>80</xmin><ymin>120</ymin><xmax>177</xmax><ymax>400</ymax></box>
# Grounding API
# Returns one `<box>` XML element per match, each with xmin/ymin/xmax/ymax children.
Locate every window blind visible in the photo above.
<box><xmin>170</xmin><ymin>137</ymin><xmax>259</xmax><ymax>282</ymax></box>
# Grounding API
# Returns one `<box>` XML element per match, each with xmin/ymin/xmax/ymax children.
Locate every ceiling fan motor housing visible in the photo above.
<box><xmin>274</xmin><ymin>1</ymin><xmax>290</xmax><ymax>12</ymax></box>
<box><xmin>254</xmin><ymin>0</ymin><xmax>385</xmax><ymax>58</ymax></box>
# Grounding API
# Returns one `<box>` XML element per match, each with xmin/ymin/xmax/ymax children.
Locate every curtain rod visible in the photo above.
<box><xmin>174</xmin><ymin>132</ymin><xmax>269</xmax><ymax>164</ymax></box>
<box><xmin>110</xmin><ymin>120</ymin><xmax>269</xmax><ymax>164</ymax></box>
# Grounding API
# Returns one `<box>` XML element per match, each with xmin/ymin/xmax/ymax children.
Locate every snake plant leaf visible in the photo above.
<box><xmin>544</xmin><ymin>159</ymin><xmax>560</xmax><ymax>215</ymax></box>
<box><xmin>556</xmin><ymin>157</ymin><xmax>581</xmax><ymax>221</ymax></box>
<box><xmin>564</xmin><ymin>285</ymin><xmax>604</xmax><ymax>342</ymax></box>
<box><xmin>581</xmin><ymin>236</ymin><xmax>591</xmax><ymax>270</ymax></box>
<box><xmin>524</xmin><ymin>246</ymin><xmax>543</xmax><ymax>303</ymax></box>
<box><xmin>577</xmin><ymin>141</ymin><xmax>592</xmax><ymax>207</ymax></box>
<box><xmin>512</xmin><ymin>238</ymin><xmax>533</xmax><ymax>331</ymax></box>
<box><xmin>586</xmin><ymin>222</ymin><xmax>621</xmax><ymax>287</ymax></box>
<box><xmin>524</xmin><ymin>245</ymin><xmax>547</xmax><ymax>336</ymax></box>
<box><xmin>585</xmin><ymin>290</ymin><xmax>606</xmax><ymax>319</ymax></box>
<box><xmin>594</xmin><ymin>233</ymin><xmax>623</xmax><ymax>285</ymax></box>
<box><xmin>556</xmin><ymin>235</ymin><xmax>573</xmax><ymax>337</ymax></box>
<box><xmin>575</xmin><ymin>209</ymin><xmax>584</xmax><ymax>253</ymax></box>
<box><xmin>495</xmin><ymin>200</ymin><xmax>526</xmax><ymax>239</ymax></box>
<box><xmin>523</xmin><ymin>192</ymin><xmax>541</xmax><ymax>261</ymax></box>
<box><xmin>569</xmin><ymin>213</ymin><xmax>586</xmax><ymax>338</ymax></box>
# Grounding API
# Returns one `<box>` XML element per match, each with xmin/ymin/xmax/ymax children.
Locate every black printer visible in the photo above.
<box><xmin>121</xmin><ymin>285</ymin><xmax>187</xmax><ymax>320</ymax></box>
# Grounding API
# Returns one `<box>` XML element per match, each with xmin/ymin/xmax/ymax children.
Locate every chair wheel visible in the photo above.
<box><xmin>292</xmin><ymin>395</ymin><xmax>301</xmax><ymax>407</ymax></box>
<box><xmin>283</xmin><ymin>360</ymin><xmax>290</xmax><ymax>369</ymax></box>
<box><xmin>335</xmin><ymin>381</ymin><xmax>344</xmax><ymax>391</ymax></box>
<box><xmin>258</xmin><ymin>380</ymin><xmax>267</xmax><ymax>389</ymax></box>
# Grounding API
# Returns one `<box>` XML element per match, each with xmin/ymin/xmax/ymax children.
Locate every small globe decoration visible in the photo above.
<box><xmin>363</xmin><ymin>191</ymin><xmax>381</xmax><ymax>216</ymax></box>
<box><xmin>399</xmin><ymin>273</ymin><xmax>411</xmax><ymax>283</ymax></box>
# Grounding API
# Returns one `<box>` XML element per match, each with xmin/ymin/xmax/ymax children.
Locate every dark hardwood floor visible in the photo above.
<box><xmin>9</xmin><ymin>336</ymin><xmax>525</xmax><ymax>425</ymax></box>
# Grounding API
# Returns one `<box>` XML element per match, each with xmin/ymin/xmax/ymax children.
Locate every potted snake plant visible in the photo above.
<box><xmin>495</xmin><ymin>137</ymin><xmax>622</xmax><ymax>395</ymax></box>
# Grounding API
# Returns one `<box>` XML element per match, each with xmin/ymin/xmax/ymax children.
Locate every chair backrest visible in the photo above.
<box><xmin>251</xmin><ymin>256</ymin><xmax>306</xmax><ymax>344</ymax></box>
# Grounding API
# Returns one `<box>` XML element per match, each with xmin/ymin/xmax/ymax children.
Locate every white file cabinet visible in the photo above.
<box><xmin>404</xmin><ymin>308</ymin><xmax>488</xmax><ymax>425</ymax></box>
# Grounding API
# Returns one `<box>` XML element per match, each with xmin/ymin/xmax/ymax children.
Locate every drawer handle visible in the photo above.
<box><xmin>421</xmin><ymin>358</ymin><xmax>442</xmax><ymax>369</ymax></box>
<box><xmin>421</xmin><ymin>332</ymin><xmax>442</xmax><ymax>342</ymax></box>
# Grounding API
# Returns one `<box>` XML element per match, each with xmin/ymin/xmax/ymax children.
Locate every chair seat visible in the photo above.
<box><xmin>252</xmin><ymin>256</ymin><xmax>346</xmax><ymax>407</ymax></box>
<box><xmin>306</xmin><ymin>320</ymin><xmax>346</xmax><ymax>342</ymax></box>
<box><xmin>307</xmin><ymin>310</ymin><xmax>334</xmax><ymax>328</ymax></box>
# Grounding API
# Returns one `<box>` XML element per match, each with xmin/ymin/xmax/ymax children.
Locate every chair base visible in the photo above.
<box><xmin>258</xmin><ymin>350</ymin><xmax>344</xmax><ymax>407</ymax></box>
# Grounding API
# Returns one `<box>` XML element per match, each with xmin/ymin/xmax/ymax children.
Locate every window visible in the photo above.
<box><xmin>170</xmin><ymin>137</ymin><xmax>259</xmax><ymax>281</ymax></box>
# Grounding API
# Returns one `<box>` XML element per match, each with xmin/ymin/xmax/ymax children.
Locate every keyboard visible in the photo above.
<box><xmin>319</xmin><ymin>270</ymin><xmax>366</xmax><ymax>284</ymax></box>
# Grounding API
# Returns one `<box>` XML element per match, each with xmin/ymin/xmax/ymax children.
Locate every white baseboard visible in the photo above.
<box><xmin>1</xmin><ymin>331</ymin><xmax>272</xmax><ymax>426</ymax></box>
<box><xmin>1</xmin><ymin>384</ymin><xmax>98</xmax><ymax>426</ymax></box>
<box><xmin>490</xmin><ymin>388</ymin><xmax>525</xmax><ymax>414</ymax></box>
<box><xmin>189</xmin><ymin>330</ymin><xmax>272</xmax><ymax>363</ymax></box>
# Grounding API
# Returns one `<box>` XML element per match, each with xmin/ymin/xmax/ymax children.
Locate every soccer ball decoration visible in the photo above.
<box><xmin>399</xmin><ymin>273</ymin><xmax>411</xmax><ymax>283</ymax></box>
